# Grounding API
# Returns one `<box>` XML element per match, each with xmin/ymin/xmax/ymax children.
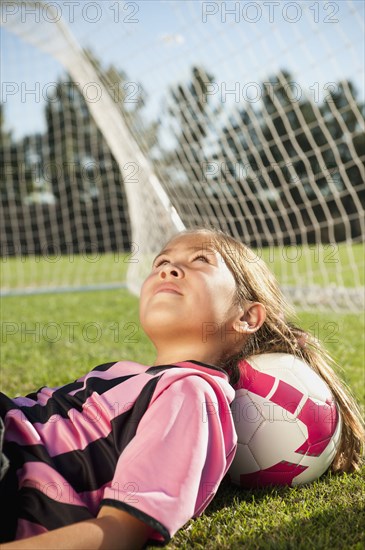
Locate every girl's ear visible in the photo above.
<box><xmin>233</xmin><ymin>302</ymin><xmax>266</xmax><ymax>334</ymax></box>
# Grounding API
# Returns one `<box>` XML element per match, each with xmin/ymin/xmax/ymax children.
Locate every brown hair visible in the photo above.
<box><xmin>180</xmin><ymin>227</ymin><xmax>364</xmax><ymax>473</ymax></box>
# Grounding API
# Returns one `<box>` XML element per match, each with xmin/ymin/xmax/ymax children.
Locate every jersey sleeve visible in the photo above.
<box><xmin>100</xmin><ymin>374</ymin><xmax>237</xmax><ymax>545</ymax></box>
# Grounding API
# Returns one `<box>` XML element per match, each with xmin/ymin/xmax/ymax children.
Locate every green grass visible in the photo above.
<box><xmin>256</xmin><ymin>242</ymin><xmax>365</xmax><ymax>287</ymax></box>
<box><xmin>0</xmin><ymin>289</ymin><xmax>154</xmax><ymax>396</ymax></box>
<box><xmin>1</xmin><ymin>288</ymin><xmax>364</xmax><ymax>549</ymax></box>
<box><xmin>0</xmin><ymin>251</ymin><xmax>130</xmax><ymax>291</ymax></box>
<box><xmin>165</xmin><ymin>472</ymin><xmax>365</xmax><ymax>549</ymax></box>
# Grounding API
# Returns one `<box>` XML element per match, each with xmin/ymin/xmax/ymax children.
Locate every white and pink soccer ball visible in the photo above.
<box><xmin>228</xmin><ymin>353</ymin><xmax>342</xmax><ymax>487</ymax></box>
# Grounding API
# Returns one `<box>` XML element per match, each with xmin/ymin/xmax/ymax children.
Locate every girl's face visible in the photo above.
<box><xmin>139</xmin><ymin>233</ymin><xmax>244</xmax><ymax>361</ymax></box>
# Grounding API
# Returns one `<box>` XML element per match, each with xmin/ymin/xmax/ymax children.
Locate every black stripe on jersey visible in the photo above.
<box><xmin>146</xmin><ymin>365</ymin><xmax>175</xmax><ymax>375</ymax></box>
<box><xmin>111</xmin><ymin>376</ymin><xmax>161</xmax><ymax>454</ymax></box>
<box><xmin>24</xmin><ymin>363</ymin><xmax>117</xmax><ymax>402</ymax></box>
<box><xmin>24</xmin><ymin>386</ymin><xmax>47</xmax><ymax>402</ymax></box>
<box><xmin>90</xmin><ymin>362</ymin><xmax>118</xmax><ymax>372</ymax></box>
<box><xmin>25</xmin><ymin>380</ymin><xmax>84</xmax><ymax>403</ymax></box>
<box><xmin>147</xmin><ymin>361</ymin><xmax>227</xmax><ymax>376</ymax></box>
<box><xmin>6</xmin><ymin>376</ymin><xmax>162</xmax><ymax>493</ymax></box>
<box><xmin>18</xmin><ymin>487</ymin><xmax>93</xmax><ymax>530</ymax></box>
<box><xmin>16</xmin><ymin>374</ymin><xmax>137</xmax><ymax>424</ymax></box>
<box><xmin>0</xmin><ymin>392</ymin><xmax>18</xmax><ymax>419</ymax></box>
<box><xmin>4</xmin><ymin>441</ymin><xmax>53</xmax><ymax>470</ymax></box>
<box><xmin>188</xmin><ymin>359</ymin><xmax>228</xmax><ymax>374</ymax></box>
<box><xmin>53</xmin><ymin>376</ymin><xmax>162</xmax><ymax>492</ymax></box>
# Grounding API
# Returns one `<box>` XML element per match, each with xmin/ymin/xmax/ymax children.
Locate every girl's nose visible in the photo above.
<box><xmin>160</xmin><ymin>264</ymin><xmax>183</xmax><ymax>279</ymax></box>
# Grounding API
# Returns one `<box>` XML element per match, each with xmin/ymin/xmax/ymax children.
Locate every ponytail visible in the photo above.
<box><xmin>288</xmin><ymin>327</ymin><xmax>364</xmax><ymax>473</ymax></box>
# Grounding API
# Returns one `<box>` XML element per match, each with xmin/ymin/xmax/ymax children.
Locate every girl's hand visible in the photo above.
<box><xmin>0</xmin><ymin>506</ymin><xmax>149</xmax><ymax>549</ymax></box>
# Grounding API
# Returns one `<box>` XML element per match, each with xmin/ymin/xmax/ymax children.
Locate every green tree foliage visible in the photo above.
<box><xmin>161</xmin><ymin>68</ymin><xmax>364</xmax><ymax>244</ymax></box>
<box><xmin>165</xmin><ymin>66</ymin><xmax>216</xmax><ymax>178</ymax></box>
<box><xmin>1</xmin><ymin>50</ymin><xmax>158</xmax><ymax>255</ymax></box>
<box><xmin>158</xmin><ymin>66</ymin><xmax>223</xmax><ymax>221</ymax></box>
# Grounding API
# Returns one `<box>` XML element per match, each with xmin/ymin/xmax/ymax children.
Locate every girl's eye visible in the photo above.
<box><xmin>193</xmin><ymin>255</ymin><xmax>209</xmax><ymax>263</ymax></box>
<box><xmin>153</xmin><ymin>254</ymin><xmax>210</xmax><ymax>268</ymax></box>
<box><xmin>154</xmin><ymin>258</ymin><xmax>169</xmax><ymax>268</ymax></box>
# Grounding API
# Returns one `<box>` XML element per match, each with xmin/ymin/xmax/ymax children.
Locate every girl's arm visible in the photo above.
<box><xmin>0</xmin><ymin>506</ymin><xmax>149</xmax><ymax>550</ymax></box>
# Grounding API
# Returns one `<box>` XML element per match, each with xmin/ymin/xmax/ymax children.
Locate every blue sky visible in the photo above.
<box><xmin>1</xmin><ymin>0</ymin><xmax>364</xmax><ymax>140</ymax></box>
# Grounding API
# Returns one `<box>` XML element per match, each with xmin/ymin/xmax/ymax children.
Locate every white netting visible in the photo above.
<box><xmin>1</xmin><ymin>0</ymin><xmax>364</xmax><ymax>310</ymax></box>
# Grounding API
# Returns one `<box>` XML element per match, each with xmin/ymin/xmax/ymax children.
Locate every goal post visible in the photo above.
<box><xmin>1</xmin><ymin>0</ymin><xmax>364</xmax><ymax>311</ymax></box>
<box><xmin>1</xmin><ymin>0</ymin><xmax>185</xmax><ymax>297</ymax></box>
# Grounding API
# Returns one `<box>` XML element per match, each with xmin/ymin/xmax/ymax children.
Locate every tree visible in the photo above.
<box><xmin>2</xmin><ymin>49</ymin><xmax>161</xmax><ymax>256</ymax></box>
<box><xmin>44</xmin><ymin>74</ymin><xmax>131</xmax><ymax>252</ymax></box>
<box><xmin>158</xmin><ymin>65</ymin><xmax>227</xmax><ymax>224</ymax></box>
<box><xmin>84</xmin><ymin>49</ymin><xmax>158</xmax><ymax>156</ymax></box>
<box><xmin>165</xmin><ymin>66</ymin><xmax>216</xmax><ymax>179</ymax></box>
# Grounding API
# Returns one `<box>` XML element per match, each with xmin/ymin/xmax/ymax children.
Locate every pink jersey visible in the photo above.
<box><xmin>0</xmin><ymin>360</ymin><xmax>237</xmax><ymax>545</ymax></box>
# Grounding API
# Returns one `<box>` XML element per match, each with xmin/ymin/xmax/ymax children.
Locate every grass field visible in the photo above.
<box><xmin>1</xmin><ymin>285</ymin><xmax>364</xmax><ymax>549</ymax></box>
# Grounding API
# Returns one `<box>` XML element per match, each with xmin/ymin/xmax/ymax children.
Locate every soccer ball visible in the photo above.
<box><xmin>228</xmin><ymin>353</ymin><xmax>342</xmax><ymax>487</ymax></box>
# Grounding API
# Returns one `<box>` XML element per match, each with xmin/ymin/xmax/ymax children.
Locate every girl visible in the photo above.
<box><xmin>0</xmin><ymin>228</ymin><xmax>363</xmax><ymax>549</ymax></box>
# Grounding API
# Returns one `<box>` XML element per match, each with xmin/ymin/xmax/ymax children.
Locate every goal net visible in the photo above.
<box><xmin>1</xmin><ymin>0</ymin><xmax>364</xmax><ymax>311</ymax></box>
